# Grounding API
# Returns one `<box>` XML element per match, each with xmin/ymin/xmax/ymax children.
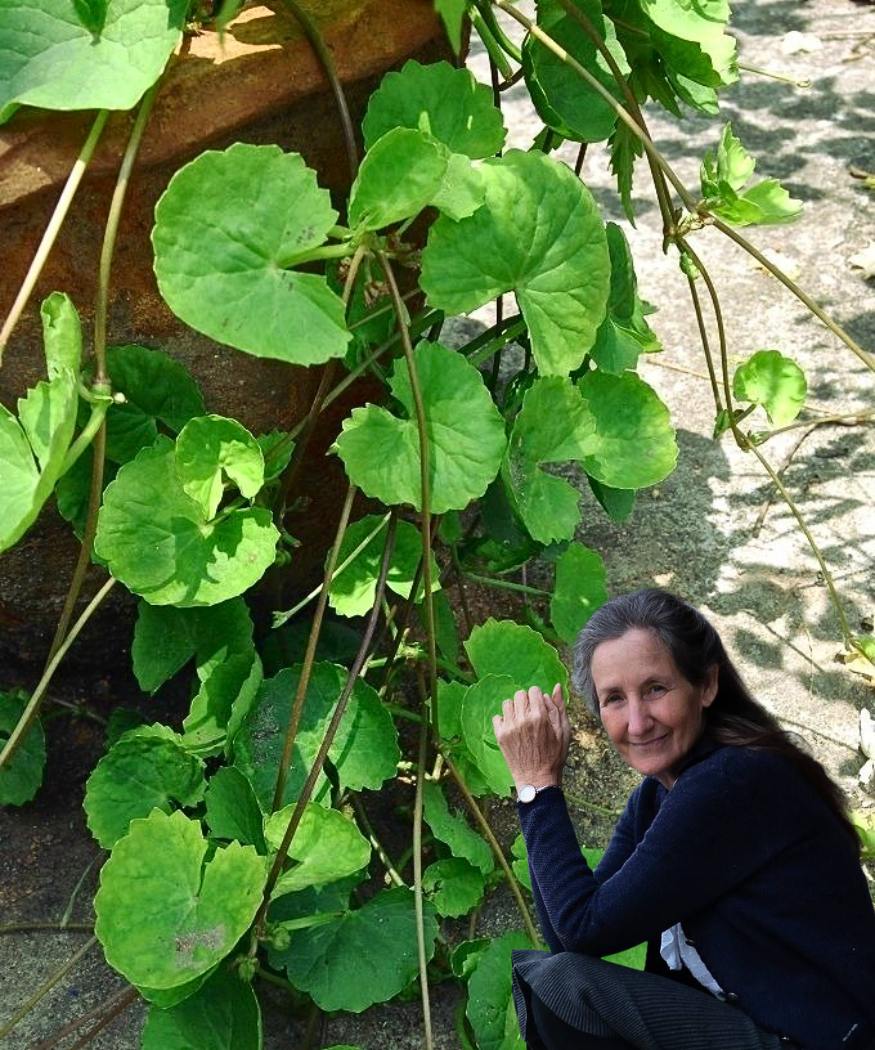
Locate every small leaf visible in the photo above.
<box><xmin>175</xmin><ymin>415</ymin><xmax>265</xmax><ymax>520</ymax></box>
<box><xmin>141</xmin><ymin>964</ymin><xmax>263</xmax><ymax>1050</ymax></box>
<box><xmin>40</xmin><ymin>292</ymin><xmax>82</xmax><ymax>378</ymax></box>
<box><xmin>434</xmin><ymin>0</ymin><xmax>467</xmax><ymax>53</ymax></box>
<box><xmin>264</xmin><ymin>804</ymin><xmax>371</xmax><ymax>897</ymax></box>
<box><xmin>461</xmin><ymin>674</ymin><xmax>517</xmax><ymax>796</ymax></box>
<box><xmin>550</xmin><ymin>542</ymin><xmax>608</xmax><ymax>643</ymax></box>
<box><xmin>349</xmin><ymin>128</ymin><xmax>447</xmax><ymax>231</ymax></box>
<box><xmin>733</xmin><ymin>349</ymin><xmax>807</xmax><ymax>427</ymax></box>
<box><xmin>465</xmin><ymin>619</ymin><xmax>568</xmax><ymax>695</ymax></box>
<box><xmin>422</xmin><ymin>781</ymin><xmax>494</xmax><ymax>874</ymax></box>
<box><xmin>435</xmin><ymin>679</ymin><xmax>467</xmax><ymax>743</ymax></box>
<box><xmin>271</xmin><ymin>887</ymin><xmax>438</xmax><ymax>1012</ymax></box>
<box><xmin>95</xmin><ymin>437</ymin><xmax>278</xmax><ymax>607</ymax></box>
<box><xmin>0</xmin><ymin>0</ymin><xmax>188</xmax><ymax>124</ymax></box>
<box><xmin>182</xmin><ymin>649</ymin><xmax>263</xmax><ymax>758</ymax></box>
<box><xmin>587</xmin><ymin>476</ymin><xmax>635</xmax><ymax>522</ymax></box>
<box><xmin>510</xmin><ymin>833</ymin><xmax>531</xmax><ymax>891</ymax></box>
<box><xmin>204</xmin><ymin>766</ymin><xmax>266</xmax><ymax>853</ymax></box>
<box><xmin>153</xmin><ymin>144</ymin><xmax>350</xmax><ymax>365</ymax></box>
<box><xmin>94</xmin><ymin>809</ymin><xmax>266</xmax><ymax>989</ymax></box>
<box><xmin>423</xmin><ymin>857</ymin><xmax>485</xmax><ymax>917</ymax></box>
<box><xmin>0</xmin><ymin>692</ymin><xmax>45</xmax><ymax>806</ymax></box>
<box><xmin>335</xmin><ymin>341</ymin><xmax>506</xmax><ymax>514</ymax></box>
<box><xmin>421</xmin><ymin>150</ymin><xmax>610</xmax><ymax>376</ymax></box>
<box><xmin>84</xmin><ymin>726</ymin><xmax>206</xmax><ymax>848</ymax></box>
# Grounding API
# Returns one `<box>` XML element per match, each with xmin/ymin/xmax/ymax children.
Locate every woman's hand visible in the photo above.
<box><xmin>492</xmin><ymin>684</ymin><xmax>571</xmax><ymax>792</ymax></box>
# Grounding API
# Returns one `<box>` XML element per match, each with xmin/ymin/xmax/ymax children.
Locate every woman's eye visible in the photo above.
<box><xmin>647</xmin><ymin>684</ymin><xmax>667</xmax><ymax>697</ymax></box>
<box><xmin>602</xmin><ymin>694</ymin><xmax>622</xmax><ymax>707</ymax></box>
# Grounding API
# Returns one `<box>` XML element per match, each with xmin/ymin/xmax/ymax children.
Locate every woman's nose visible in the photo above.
<box><xmin>626</xmin><ymin>698</ymin><xmax>653</xmax><ymax>738</ymax></box>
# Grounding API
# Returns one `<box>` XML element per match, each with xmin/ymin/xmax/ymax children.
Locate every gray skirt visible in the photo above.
<box><xmin>511</xmin><ymin>949</ymin><xmax>792</xmax><ymax>1050</ymax></box>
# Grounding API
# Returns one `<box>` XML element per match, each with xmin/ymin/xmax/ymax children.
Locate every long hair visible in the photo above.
<box><xmin>571</xmin><ymin>588</ymin><xmax>858</xmax><ymax>846</ymax></box>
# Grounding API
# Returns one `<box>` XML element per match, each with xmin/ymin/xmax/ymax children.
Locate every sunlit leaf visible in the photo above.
<box><xmin>732</xmin><ymin>349</ymin><xmax>807</xmax><ymax>427</ymax></box>
<box><xmin>465</xmin><ymin>619</ymin><xmax>568</xmax><ymax>694</ymax></box>
<box><xmin>264</xmin><ymin>803</ymin><xmax>371</xmax><ymax>897</ymax></box>
<box><xmin>550</xmin><ymin>542</ymin><xmax>608</xmax><ymax>643</ymax></box>
<box><xmin>175</xmin><ymin>415</ymin><xmax>265</xmax><ymax>520</ymax></box>
<box><xmin>349</xmin><ymin>128</ymin><xmax>447</xmax><ymax>231</ymax></box>
<box><xmin>460</xmin><ymin>674</ymin><xmax>517</xmax><ymax>796</ymax></box>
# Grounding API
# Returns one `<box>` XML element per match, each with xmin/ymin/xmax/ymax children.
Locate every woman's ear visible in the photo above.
<box><xmin>702</xmin><ymin>664</ymin><xmax>719</xmax><ymax>708</ymax></box>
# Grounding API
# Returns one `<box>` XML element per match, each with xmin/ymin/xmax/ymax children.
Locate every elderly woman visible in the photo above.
<box><xmin>494</xmin><ymin>589</ymin><xmax>875</xmax><ymax>1050</ymax></box>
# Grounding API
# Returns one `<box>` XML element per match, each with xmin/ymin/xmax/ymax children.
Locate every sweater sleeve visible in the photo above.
<box><xmin>517</xmin><ymin>750</ymin><xmax>806</xmax><ymax>957</ymax></box>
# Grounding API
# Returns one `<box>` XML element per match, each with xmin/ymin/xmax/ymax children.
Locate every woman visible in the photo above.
<box><xmin>493</xmin><ymin>589</ymin><xmax>875</xmax><ymax>1050</ymax></box>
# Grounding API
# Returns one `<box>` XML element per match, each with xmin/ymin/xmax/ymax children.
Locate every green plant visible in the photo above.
<box><xmin>0</xmin><ymin>1</ymin><xmax>872</xmax><ymax>1048</ymax></box>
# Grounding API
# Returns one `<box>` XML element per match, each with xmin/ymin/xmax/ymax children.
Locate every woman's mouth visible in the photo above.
<box><xmin>629</xmin><ymin>733</ymin><xmax>669</xmax><ymax>749</ymax></box>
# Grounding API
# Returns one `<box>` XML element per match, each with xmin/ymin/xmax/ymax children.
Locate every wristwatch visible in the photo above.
<box><xmin>517</xmin><ymin>783</ymin><xmax>555</xmax><ymax>803</ymax></box>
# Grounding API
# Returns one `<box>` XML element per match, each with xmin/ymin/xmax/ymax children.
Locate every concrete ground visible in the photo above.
<box><xmin>1</xmin><ymin>0</ymin><xmax>873</xmax><ymax>1047</ymax></box>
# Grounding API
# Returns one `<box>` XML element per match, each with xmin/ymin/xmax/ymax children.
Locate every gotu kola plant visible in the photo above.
<box><xmin>0</xmin><ymin>1</ymin><xmax>873</xmax><ymax>1048</ymax></box>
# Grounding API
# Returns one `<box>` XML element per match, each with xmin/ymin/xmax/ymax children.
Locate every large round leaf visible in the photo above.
<box><xmin>421</xmin><ymin>151</ymin><xmax>610</xmax><ymax>376</ymax></box>
<box><xmin>0</xmin><ymin>692</ymin><xmax>45</xmax><ymax>806</ymax></box>
<box><xmin>84</xmin><ymin>726</ymin><xmax>206</xmax><ymax>848</ymax></box>
<box><xmin>577</xmin><ymin>370</ymin><xmax>677</xmax><ymax>488</ymax></box>
<box><xmin>273</xmin><ymin>887</ymin><xmax>438</xmax><ymax>1012</ymax></box>
<box><xmin>95</xmin><ymin>437</ymin><xmax>279</xmax><ymax>607</ymax></box>
<box><xmin>264</xmin><ymin>803</ymin><xmax>371</xmax><ymax>898</ymax></box>
<box><xmin>234</xmin><ymin>663</ymin><xmax>399</xmax><ymax>810</ymax></box>
<box><xmin>334</xmin><ymin>341</ymin><xmax>506</xmax><ymax>514</ymax></box>
<box><xmin>141</xmin><ymin>964</ymin><xmax>262</xmax><ymax>1050</ymax></box>
<box><xmin>464</xmin><ymin>619</ymin><xmax>568</xmax><ymax>694</ymax></box>
<box><xmin>153</xmin><ymin>144</ymin><xmax>349</xmax><ymax>364</ymax></box>
<box><xmin>422</xmin><ymin>781</ymin><xmax>493</xmax><ymax>875</ymax></box>
<box><xmin>94</xmin><ymin>809</ymin><xmax>266</xmax><ymax>989</ymax></box>
<box><xmin>362</xmin><ymin>60</ymin><xmax>506</xmax><ymax>158</ymax></box>
<box><xmin>460</xmin><ymin>674</ymin><xmax>517</xmax><ymax>796</ymax></box>
<box><xmin>0</xmin><ymin>0</ymin><xmax>187</xmax><ymax>124</ymax></box>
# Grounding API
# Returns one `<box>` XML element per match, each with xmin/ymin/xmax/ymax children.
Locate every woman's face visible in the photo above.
<box><xmin>590</xmin><ymin>628</ymin><xmax>717</xmax><ymax>789</ymax></box>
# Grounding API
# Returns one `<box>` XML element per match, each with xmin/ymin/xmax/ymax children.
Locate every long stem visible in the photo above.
<box><xmin>0</xmin><ymin>923</ymin><xmax>94</xmax><ymax>935</ymax></box>
<box><xmin>464</xmin><ymin>571</ymin><xmax>551</xmax><ymax>598</ymax></box>
<box><xmin>351</xmin><ymin>795</ymin><xmax>406</xmax><ymax>887</ymax></box>
<box><xmin>0</xmin><ymin>577</ymin><xmax>116</xmax><ymax>771</ymax></box>
<box><xmin>441</xmin><ymin>750</ymin><xmax>541</xmax><ymax>946</ymax></box>
<box><xmin>271</xmin><ymin>483</ymin><xmax>357</xmax><ymax>811</ymax></box>
<box><xmin>0</xmin><ymin>111</ymin><xmax>109</xmax><ymax>364</ymax></box>
<box><xmin>683</xmin><ymin>270</ymin><xmax>723</xmax><ymax>414</ymax></box>
<box><xmin>63</xmin><ymin>987</ymin><xmax>140</xmax><ymax>1050</ymax></box>
<box><xmin>0</xmin><ymin>936</ymin><xmax>96</xmax><ymax>1041</ymax></box>
<box><xmin>413</xmin><ymin>667</ymin><xmax>434</xmax><ymax>1050</ymax></box>
<box><xmin>377</xmin><ymin>252</ymin><xmax>440</xmax><ymax>734</ymax></box>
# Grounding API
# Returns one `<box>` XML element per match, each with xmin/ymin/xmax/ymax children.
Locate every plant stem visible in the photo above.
<box><xmin>464</xmin><ymin>570</ymin><xmax>551</xmax><ymax>598</ymax></box>
<box><xmin>59</xmin><ymin>397</ymin><xmax>112</xmax><ymax>475</ymax></box>
<box><xmin>0</xmin><ymin>923</ymin><xmax>94</xmax><ymax>935</ymax></box>
<box><xmin>440</xmin><ymin>750</ymin><xmax>541</xmax><ymax>946</ymax></box>
<box><xmin>412</xmin><ymin>667</ymin><xmax>434</xmax><ymax>1050</ymax></box>
<box><xmin>738</xmin><ymin>62</ymin><xmax>811</xmax><ymax>89</ymax></box>
<box><xmin>351</xmin><ymin>796</ymin><xmax>406</xmax><ymax>887</ymax></box>
<box><xmin>271</xmin><ymin>483</ymin><xmax>357</xmax><ymax>811</ymax></box>
<box><xmin>0</xmin><ymin>577</ymin><xmax>116</xmax><ymax>772</ymax></box>
<box><xmin>755</xmin><ymin>408</ymin><xmax>873</xmax><ymax>441</ymax></box>
<box><xmin>0</xmin><ymin>111</ymin><xmax>109</xmax><ymax>365</ymax></box>
<box><xmin>277</xmin><ymin>241</ymin><xmax>355</xmax><ymax>268</ymax></box>
<box><xmin>256</xmin><ymin>516</ymin><xmax>399</xmax><ymax>923</ymax></box>
<box><xmin>64</xmin><ymin>986</ymin><xmax>140</xmax><ymax>1050</ymax></box>
<box><xmin>377</xmin><ymin>252</ymin><xmax>439</xmax><ymax>733</ymax></box>
<box><xmin>383</xmin><ymin>701</ymin><xmax>425</xmax><ymax>724</ymax></box>
<box><xmin>0</xmin><ymin>936</ymin><xmax>96</xmax><ymax>1041</ymax></box>
<box><xmin>682</xmin><ymin>270</ymin><xmax>724</xmax><ymax>415</ymax></box>
<box><xmin>61</xmin><ymin>852</ymin><xmax>102</xmax><ymax>928</ymax></box>
<box><xmin>278</xmin><ymin>0</ymin><xmax>358</xmax><ymax>183</ymax></box>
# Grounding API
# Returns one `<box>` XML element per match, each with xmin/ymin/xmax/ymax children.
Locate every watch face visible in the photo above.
<box><xmin>518</xmin><ymin>784</ymin><xmax>536</xmax><ymax>803</ymax></box>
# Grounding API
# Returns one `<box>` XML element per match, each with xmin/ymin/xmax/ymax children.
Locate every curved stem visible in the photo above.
<box><xmin>0</xmin><ymin>936</ymin><xmax>96</xmax><ymax>1041</ymax></box>
<box><xmin>0</xmin><ymin>576</ymin><xmax>116</xmax><ymax>772</ymax></box>
<box><xmin>279</xmin><ymin>0</ymin><xmax>358</xmax><ymax>183</ymax></box>
<box><xmin>271</xmin><ymin>482</ymin><xmax>357</xmax><ymax>810</ymax></box>
<box><xmin>413</xmin><ymin>669</ymin><xmax>434</xmax><ymax>1050</ymax></box>
<box><xmin>0</xmin><ymin>111</ymin><xmax>109</xmax><ymax>365</ymax></box>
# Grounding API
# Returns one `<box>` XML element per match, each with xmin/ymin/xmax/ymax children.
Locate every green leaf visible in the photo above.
<box><xmin>175</xmin><ymin>415</ymin><xmax>265</xmax><ymax>520</ymax></box>
<box><xmin>429</xmin><ymin>588</ymin><xmax>460</xmax><ymax>665</ymax></box>
<box><xmin>422</xmin><ymin>781</ymin><xmax>493</xmax><ymax>874</ymax></box>
<box><xmin>423</xmin><ymin>857</ymin><xmax>485</xmax><ymax>917</ymax></box>
<box><xmin>84</xmin><ymin>724</ymin><xmax>206</xmax><ymax>848</ymax></box>
<box><xmin>434</xmin><ymin>0</ymin><xmax>467</xmax><ymax>53</ymax></box>
<box><xmin>577</xmin><ymin>370</ymin><xmax>677</xmax><ymax>489</ymax></box>
<box><xmin>349</xmin><ymin>128</ymin><xmax>447</xmax><ymax>231</ymax></box>
<box><xmin>204</xmin><ymin>766</ymin><xmax>266</xmax><ymax>853</ymax></box>
<box><xmin>588</xmin><ymin>475</ymin><xmax>635</xmax><ymax>522</ymax></box>
<box><xmin>138</xmin><ymin>969</ymin><xmax>217</xmax><ymax>1009</ymax></box>
<box><xmin>460</xmin><ymin>674</ymin><xmax>516</xmax><ymax>796</ymax></box>
<box><xmin>590</xmin><ymin>223</ymin><xmax>660</xmax><ymax>374</ymax></box>
<box><xmin>0</xmin><ymin>692</ymin><xmax>45</xmax><ymax>806</ymax></box>
<box><xmin>328</xmin><ymin>515</ymin><xmax>440</xmax><ymax>618</ymax></box>
<box><xmin>257</xmin><ymin>430</ymin><xmax>294</xmax><ymax>483</ymax></box>
<box><xmin>640</xmin><ymin>0</ymin><xmax>736</xmax><ymax>86</ymax></box>
<box><xmin>0</xmin><ymin>0</ymin><xmax>187</xmax><ymax>124</ymax></box>
<box><xmin>435</xmin><ymin>679</ymin><xmax>467</xmax><ymax>743</ymax></box>
<box><xmin>153</xmin><ymin>144</ymin><xmax>350</xmax><ymax>365</ymax></box>
<box><xmin>700</xmin><ymin>125</ymin><xmax>802</xmax><ymax>227</ymax></box>
<box><xmin>334</xmin><ymin>341</ymin><xmax>506</xmax><ymax>514</ymax></box>
<box><xmin>421</xmin><ymin>150</ymin><xmax>610</xmax><ymax>376</ymax></box>
<box><xmin>363</xmin><ymin>60</ymin><xmax>505</xmax><ymax>160</ymax></box>
<box><xmin>103</xmin><ymin>344</ymin><xmax>205</xmax><ymax>463</ymax></box>
<box><xmin>95</xmin><ymin>437</ymin><xmax>278</xmax><ymax>607</ymax></box>
<box><xmin>510</xmin><ymin>833</ymin><xmax>532</xmax><ymax>891</ymax></box>
<box><xmin>608</xmin><ymin>120</ymin><xmax>644</xmax><ymax>224</ymax></box>
<box><xmin>732</xmin><ymin>349</ymin><xmax>807</xmax><ymax>426</ymax></box>
<box><xmin>523</xmin><ymin>0</ymin><xmax>628</xmax><ymax>144</ymax></box>
<box><xmin>234</xmin><ymin>663</ymin><xmax>399</xmax><ymax>810</ymax></box>
<box><xmin>466</xmin><ymin>930</ymin><xmax>532</xmax><ymax>1050</ymax></box>
<box><xmin>465</xmin><ymin>618</ymin><xmax>568</xmax><ymax>694</ymax></box>
<box><xmin>105</xmin><ymin>708</ymin><xmax>147</xmax><ymax>749</ymax></box>
<box><xmin>94</xmin><ymin>809</ymin><xmax>266</xmax><ymax>989</ymax></box>
<box><xmin>502</xmin><ymin>377</ymin><xmax>590</xmax><ymax>544</ymax></box>
<box><xmin>182</xmin><ymin>649</ymin><xmax>263</xmax><ymax>758</ymax></box>
<box><xmin>273</xmin><ymin>887</ymin><xmax>438</xmax><ymax>1012</ymax></box>
<box><xmin>264</xmin><ymin>803</ymin><xmax>371</xmax><ymax>897</ymax></box>
<box><xmin>550</xmin><ymin>542</ymin><xmax>608</xmax><ymax>643</ymax></box>
<box><xmin>451</xmin><ymin>937</ymin><xmax>491</xmax><ymax>980</ymax></box>
<box><xmin>141</xmin><ymin>964</ymin><xmax>263</xmax><ymax>1050</ymax></box>
<box><xmin>40</xmin><ymin>292</ymin><xmax>82</xmax><ymax>377</ymax></box>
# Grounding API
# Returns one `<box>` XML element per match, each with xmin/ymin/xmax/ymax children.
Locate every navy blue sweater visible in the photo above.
<box><xmin>518</xmin><ymin>742</ymin><xmax>875</xmax><ymax>1050</ymax></box>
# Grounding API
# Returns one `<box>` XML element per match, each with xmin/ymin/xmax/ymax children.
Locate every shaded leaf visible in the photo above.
<box><xmin>204</xmin><ymin>766</ymin><xmax>266</xmax><ymax>853</ymax></box>
<box><xmin>0</xmin><ymin>691</ymin><xmax>45</xmax><ymax>806</ymax></box>
<box><xmin>422</xmin><ymin>781</ymin><xmax>494</xmax><ymax>874</ymax></box>
<box><xmin>423</xmin><ymin>857</ymin><xmax>485</xmax><ymax>917</ymax></box>
<box><xmin>466</xmin><ymin>930</ymin><xmax>532</xmax><ymax>1050</ymax></box>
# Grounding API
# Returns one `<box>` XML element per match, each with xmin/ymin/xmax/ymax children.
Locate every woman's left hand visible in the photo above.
<box><xmin>492</xmin><ymin>684</ymin><xmax>570</xmax><ymax>791</ymax></box>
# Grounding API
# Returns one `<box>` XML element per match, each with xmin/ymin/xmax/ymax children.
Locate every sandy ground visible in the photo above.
<box><xmin>1</xmin><ymin>1</ymin><xmax>873</xmax><ymax>1046</ymax></box>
